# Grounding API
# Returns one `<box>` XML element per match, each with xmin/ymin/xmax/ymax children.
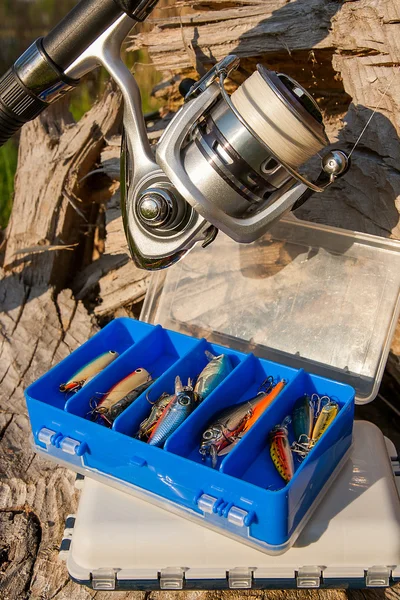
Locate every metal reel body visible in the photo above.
<box><xmin>65</xmin><ymin>15</ymin><xmax>349</xmax><ymax>271</ymax></box>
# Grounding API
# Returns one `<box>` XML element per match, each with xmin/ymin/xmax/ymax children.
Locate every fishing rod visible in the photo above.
<box><xmin>0</xmin><ymin>0</ymin><xmax>350</xmax><ymax>270</ymax></box>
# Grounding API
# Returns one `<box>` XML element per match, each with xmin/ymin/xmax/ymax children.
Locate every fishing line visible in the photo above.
<box><xmin>231</xmin><ymin>70</ymin><xmax>327</xmax><ymax>167</ymax></box>
<box><xmin>348</xmin><ymin>67</ymin><xmax>400</xmax><ymax>159</ymax></box>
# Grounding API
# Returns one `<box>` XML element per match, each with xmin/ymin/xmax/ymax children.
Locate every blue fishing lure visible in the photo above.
<box><xmin>148</xmin><ymin>376</ymin><xmax>196</xmax><ymax>448</ymax></box>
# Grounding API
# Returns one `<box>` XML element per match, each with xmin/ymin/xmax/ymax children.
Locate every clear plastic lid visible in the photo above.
<box><xmin>142</xmin><ymin>216</ymin><xmax>400</xmax><ymax>404</ymax></box>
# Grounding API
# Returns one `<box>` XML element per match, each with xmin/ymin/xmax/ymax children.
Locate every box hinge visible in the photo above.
<box><xmin>228</xmin><ymin>567</ymin><xmax>253</xmax><ymax>589</ymax></box>
<box><xmin>196</xmin><ymin>493</ymin><xmax>254</xmax><ymax>527</ymax></box>
<box><xmin>227</xmin><ymin>506</ymin><xmax>250</xmax><ymax>527</ymax></box>
<box><xmin>58</xmin><ymin>514</ymin><xmax>76</xmax><ymax>561</ymax></box>
<box><xmin>159</xmin><ymin>567</ymin><xmax>185</xmax><ymax>590</ymax></box>
<box><xmin>91</xmin><ymin>568</ymin><xmax>117</xmax><ymax>590</ymax></box>
<box><xmin>296</xmin><ymin>566</ymin><xmax>322</xmax><ymax>588</ymax></box>
<box><xmin>365</xmin><ymin>566</ymin><xmax>392</xmax><ymax>587</ymax></box>
<box><xmin>37</xmin><ymin>427</ymin><xmax>57</xmax><ymax>446</ymax></box>
<box><xmin>197</xmin><ymin>493</ymin><xmax>218</xmax><ymax>514</ymax></box>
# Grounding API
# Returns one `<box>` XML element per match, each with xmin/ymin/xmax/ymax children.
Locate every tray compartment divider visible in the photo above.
<box><xmin>113</xmin><ymin>339</ymin><xmax>246</xmax><ymax>438</ymax></box>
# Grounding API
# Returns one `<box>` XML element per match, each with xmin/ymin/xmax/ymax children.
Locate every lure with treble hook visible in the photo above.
<box><xmin>59</xmin><ymin>350</ymin><xmax>119</xmax><ymax>393</ymax></box>
<box><xmin>310</xmin><ymin>399</ymin><xmax>339</xmax><ymax>447</ymax></box>
<box><xmin>292</xmin><ymin>394</ymin><xmax>314</xmax><ymax>442</ymax></box>
<box><xmin>199</xmin><ymin>377</ymin><xmax>286</xmax><ymax>468</ymax></box>
<box><xmin>89</xmin><ymin>367</ymin><xmax>150</xmax><ymax>421</ymax></box>
<box><xmin>135</xmin><ymin>391</ymin><xmax>173</xmax><ymax>441</ymax></box>
<box><xmin>269</xmin><ymin>420</ymin><xmax>294</xmax><ymax>484</ymax></box>
<box><xmin>291</xmin><ymin>394</ymin><xmax>339</xmax><ymax>457</ymax></box>
<box><xmin>194</xmin><ymin>351</ymin><xmax>233</xmax><ymax>403</ymax></box>
<box><xmin>100</xmin><ymin>378</ymin><xmax>155</xmax><ymax>426</ymax></box>
<box><xmin>148</xmin><ymin>376</ymin><xmax>196</xmax><ymax>448</ymax></box>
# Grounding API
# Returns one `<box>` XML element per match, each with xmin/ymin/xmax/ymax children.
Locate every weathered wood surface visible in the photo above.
<box><xmin>1</xmin><ymin>1</ymin><xmax>400</xmax><ymax>599</ymax></box>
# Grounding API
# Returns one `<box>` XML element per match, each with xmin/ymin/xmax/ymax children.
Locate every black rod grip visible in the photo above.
<box><xmin>0</xmin><ymin>67</ymin><xmax>47</xmax><ymax>146</ymax></box>
<box><xmin>0</xmin><ymin>104</ymin><xmax>25</xmax><ymax>146</ymax></box>
<box><xmin>42</xmin><ymin>0</ymin><xmax>123</xmax><ymax>71</ymax></box>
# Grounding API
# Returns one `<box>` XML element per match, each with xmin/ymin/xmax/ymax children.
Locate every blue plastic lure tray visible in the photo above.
<box><xmin>25</xmin><ymin>318</ymin><xmax>355</xmax><ymax>554</ymax></box>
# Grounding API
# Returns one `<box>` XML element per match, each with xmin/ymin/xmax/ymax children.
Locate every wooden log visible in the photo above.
<box><xmin>2</xmin><ymin>83</ymin><xmax>122</xmax><ymax>287</ymax></box>
<box><xmin>0</xmin><ymin>86</ymin><xmax>122</xmax><ymax>600</ymax></box>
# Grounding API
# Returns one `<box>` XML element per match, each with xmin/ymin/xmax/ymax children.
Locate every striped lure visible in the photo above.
<box><xmin>136</xmin><ymin>391</ymin><xmax>174</xmax><ymax>441</ymax></box>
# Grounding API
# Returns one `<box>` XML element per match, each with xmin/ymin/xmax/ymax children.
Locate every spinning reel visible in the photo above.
<box><xmin>0</xmin><ymin>0</ymin><xmax>350</xmax><ymax>271</ymax></box>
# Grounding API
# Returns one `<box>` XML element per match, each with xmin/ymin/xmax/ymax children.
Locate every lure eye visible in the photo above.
<box><xmin>179</xmin><ymin>395</ymin><xmax>190</xmax><ymax>406</ymax></box>
<box><xmin>203</xmin><ymin>430</ymin><xmax>214</xmax><ymax>440</ymax></box>
<box><xmin>135</xmin><ymin>368</ymin><xmax>143</xmax><ymax>373</ymax></box>
<box><xmin>109</xmin><ymin>350</ymin><xmax>117</xmax><ymax>355</ymax></box>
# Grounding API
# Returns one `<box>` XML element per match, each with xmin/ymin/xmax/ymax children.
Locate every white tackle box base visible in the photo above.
<box><xmin>60</xmin><ymin>421</ymin><xmax>400</xmax><ymax>591</ymax></box>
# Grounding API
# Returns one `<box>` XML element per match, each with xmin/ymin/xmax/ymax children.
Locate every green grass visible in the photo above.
<box><xmin>0</xmin><ymin>139</ymin><xmax>18</xmax><ymax>229</ymax></box>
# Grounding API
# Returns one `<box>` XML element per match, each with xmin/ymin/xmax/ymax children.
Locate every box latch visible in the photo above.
<box><xmin>197</xmin><ymin>493</ymin><xmax>218</xmax><ymax>514</ymax></box>
<box><xmin>228</xmin><ymin>567</ymin><xmax>253</xmax><ymax>589</ymax></box>
<box><xmin>91</xmin><ymin>568</ymin><xmax>117</xmax><ymax>590</ymax></box>
<box><xmin>296</xmin><ymin>566</ymin><xmax>322</xmax><ymax>588</ymax></box>
<box><xmin>159</xmin><ymin>567</ymin><xmax>185</xmax><ymax>590</ymax></box>
<box><xmin>366</xmin><ymin>566</ymin><xmax>391</xmax><ymax>587</ymax></box>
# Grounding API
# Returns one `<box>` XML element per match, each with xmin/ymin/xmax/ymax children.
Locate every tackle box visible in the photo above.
<box><xmin>60</xmin><ymin>421</ymin><xmax>400</xmax><ymax>591</ymax></box>
<box><xmin>25</xmin><ymin>215</ymin><xmax>400</xmax><ymax>555</ymax></box>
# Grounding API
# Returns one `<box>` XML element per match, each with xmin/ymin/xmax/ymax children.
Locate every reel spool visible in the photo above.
<box><xmin>181</xmin><ymin>64</ymin><xmax>330</xmax><ymax>222</ymax></box>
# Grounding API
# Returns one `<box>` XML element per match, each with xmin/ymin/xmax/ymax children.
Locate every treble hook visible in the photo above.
<box><xmin>258</xmin><ymin>375</ymin><xmax>274</xmax><ymax>395</ymax></box>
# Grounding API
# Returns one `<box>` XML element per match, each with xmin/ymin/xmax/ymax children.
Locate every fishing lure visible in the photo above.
<box><xmin>148</xmin><ymin>376</ymin><xmax>196</xmax><ymax>448</ymax></box>
<box><xmin>194</xmin><ymin>351</ymin><xmax>233</xmax><ymax>402</ymax></box>
<box><xmin>100</xmin><ymin>378</ymin><xmax>155</xmax><ymax>426</ymax></box>
<box><xmin>269</xmin><ymin>421</ymin><xmax>294</xmax><ymax>484</ymax></box>
<box><xmin>59</xmin><ymin>350</ymin><xmax>119</xmax><ymax>393</ymax></box>
<box><xmin>199</xmin><ymin>378</ymin><xmax>286</xmax><ymax>468</ymax></box>
<box><xmin>292</xmin><ymin>393</ymin><xmax>314</xmax><ymax>443</ymax></box>
<box><xmin>310</xmin><ymin>399</ymin><xmax>339</xmax><ymax>447</ymax></box>
<box><xmin>89</xmin><ymin>367</ymin><xmax>150</xmax><ymax>420</ymax></box>
<box><xmin>136</xmin><ymin>391</ymin><xmax>173</xmax><ymax>441</ymax></box>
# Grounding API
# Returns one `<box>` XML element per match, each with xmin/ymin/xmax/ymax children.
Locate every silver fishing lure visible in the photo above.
<box><xmin>148</xmin><ymin>376</ymin><xmax>196</xmax><ymax>448</ymax></box>
<box><xmin>194</xmin><ymin>351</ymin><xmax>233</xmax><ymax>402</ymax></box>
